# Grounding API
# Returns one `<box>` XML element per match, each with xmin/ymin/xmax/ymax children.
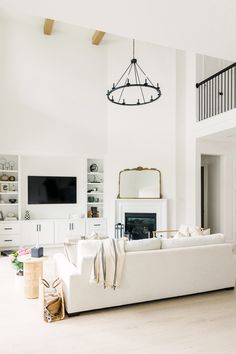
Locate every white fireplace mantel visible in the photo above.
<box><xmin>116</xmin><ymin>199</ymin><xmax>167</xmax><ymax>231</ymax></box>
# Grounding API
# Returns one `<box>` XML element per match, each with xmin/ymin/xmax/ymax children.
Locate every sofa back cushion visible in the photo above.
<box><xmin>125</xmin><ymin>238</ymin><xmax>161</xmax><ymax>252</ymax></box>
<box><xmin>161</xmin><ymin>233</ymin><xmax>225</xmax><ymax>249</ymax></box>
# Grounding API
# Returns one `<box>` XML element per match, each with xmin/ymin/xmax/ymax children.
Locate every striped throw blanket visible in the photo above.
<box><xmin>91</xmin><ymin>238</ymin><xmax>125</xmax><ymax>289</ymax></box>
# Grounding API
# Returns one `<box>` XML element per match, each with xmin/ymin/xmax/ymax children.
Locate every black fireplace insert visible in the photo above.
<box><xmin>125</xmin><ymin>212</ymin><xmax>156</xmax><ymax>240</ymax></box>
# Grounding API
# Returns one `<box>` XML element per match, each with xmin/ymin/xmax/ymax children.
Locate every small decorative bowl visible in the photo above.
<box><xmin>9</xmin><ymin>198</ymin><xmax>17</xmax><ymax>204</ymax></box>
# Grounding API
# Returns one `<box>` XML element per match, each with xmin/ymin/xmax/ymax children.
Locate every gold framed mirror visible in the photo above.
<box><xmin>118</xmin><ymin>167</ymin><xmax>161</xmax><ymax>199</ymax></box>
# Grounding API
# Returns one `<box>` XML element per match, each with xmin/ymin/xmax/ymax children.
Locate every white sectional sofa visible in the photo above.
<box><xmin>54</xmin><ymin>235</ymin><xmax>235</xmax><ymax>315</ymax></box>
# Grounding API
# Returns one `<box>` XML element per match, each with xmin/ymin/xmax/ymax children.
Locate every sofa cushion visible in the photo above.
<box><xmin>125</xmin><ymin>238</ymin><xmax>161</xmax><ymax>252</ymax></box>
<box><xmin>161</xmin><ymin>233</ymin><xmax>225</xmax><ymax>249</ymax></box>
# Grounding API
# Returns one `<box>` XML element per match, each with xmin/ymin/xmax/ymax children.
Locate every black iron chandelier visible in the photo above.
<box><xmin>106</xmin><ymin>39</ymin><xmax>161</xmax><ymax>106</ymax></box>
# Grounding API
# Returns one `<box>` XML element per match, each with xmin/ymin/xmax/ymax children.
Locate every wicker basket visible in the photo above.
<box><xmin>40</xmin><ymin>278</ymin><xmax>65</xmax><ymax>323</ymax></box>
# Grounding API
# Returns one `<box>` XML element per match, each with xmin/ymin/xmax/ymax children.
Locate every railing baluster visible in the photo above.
<box><xmin>231</xmin><ymin>68</ymin><xmax>233</xmax><ymax>110</ymax></box>
<box><xmin>227</xmin><ymin>69</ymin><xmax>229</xmax><ymax>111</ymax></box>
<box><xmin>206</xmin><ymin>82</ymin><xmax>208</xmax><ymax>118</ymax></box>
<box><xmin>234</xmin><ymin>66</ymin><xmax>236</xmax><ymax>109</ymax></box>
<box><xmin>212</xmin><ymin>78</ymin><xmax>213</xmax><ymax>117</ymax></box>
<box><xmin>196</xmin><ymin>62</ymin><xmax>236</xmax><ymax>121</ymax></box>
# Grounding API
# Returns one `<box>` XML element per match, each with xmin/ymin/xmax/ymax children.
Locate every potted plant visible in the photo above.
<box><xmin>9</xmin><ymin>248</ymin><xmax>31</xmax><ymax>276</ymax></box>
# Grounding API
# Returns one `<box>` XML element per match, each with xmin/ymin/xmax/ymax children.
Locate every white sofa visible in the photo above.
<box><xmin>54</xmin><ymin>239</ymin><xmax>235</xmax><ymax>315</ymax></box>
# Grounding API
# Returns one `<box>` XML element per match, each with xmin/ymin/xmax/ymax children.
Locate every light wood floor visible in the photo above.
<box><xmin>1</xmin><ymin>255</ymin><xmax>236</xmax><ymax>354</ymax></box>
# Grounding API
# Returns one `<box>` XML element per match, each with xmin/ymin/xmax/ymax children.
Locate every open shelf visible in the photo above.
<box><xmin>87</xmin><ymin>158</ymin><xmax>104</xmax><ymax>218</ymax></box>
<box><xmin>0</xmin><ymin>155</ymin><xmax>20</xmax><ymax>220</ymax></box>
<box><xmin>0</xmin><ymin>192</ymin><xmax>18</xmax><ymax>195</ymax></box>
<box><xmin>87</xmin><ymin>192</ymin><xmax>103</xmax><ymax>195</ymax></box>
<box><xmin>0</xmin><ymin>170</ymin><xmax>18</xmax><ymax>173</ymax></box>
<box><xmin>87</xmin><ymin>202</ymin><xmax>103</xmax><ymax>205</ymax></box>
<box><xmin>0</xmin><ymin>203</ymin><xmax>18</xmax><ymax>206</ymax></box>
<box><xmin>87</xmin><ymin>172</ymin><xmax>103</xmax><ymax>175</ymax></box>
<box><xmin>0</xmin><ymin>181</ymin><xmax>18</xmax><ymax>184</ymax></box>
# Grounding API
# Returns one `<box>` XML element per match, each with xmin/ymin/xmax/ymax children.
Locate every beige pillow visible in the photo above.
<box><xmin>189</xmin><ymin>226</ymin><xmax>203</xmax><ymax>237</ymax></box>
<box><xmin>178</xmin><ymin>224</ymin><xmax>190</xmax><ymax>237</ymax></box>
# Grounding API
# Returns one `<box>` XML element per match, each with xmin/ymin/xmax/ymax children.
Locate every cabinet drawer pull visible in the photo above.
<box><xmin>4</xmin><ymin>239</ymin><xmax>12</xmax><ymax>242</ymax></box>
<box><xmin>94</xmin><ymin>224</ymin><xmax>101</xmax><ymax>227</ymax></box>
<box><xmin>4</xmin><ymin>228</ymin><xmax>13</xmax><ymax>230</ymax></box>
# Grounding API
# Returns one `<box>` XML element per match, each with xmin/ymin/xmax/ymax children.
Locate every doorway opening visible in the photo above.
<box><xmin>201</xmin><ymin>155</ymin><xmax>221</xmax><ymax>233</ymax></box>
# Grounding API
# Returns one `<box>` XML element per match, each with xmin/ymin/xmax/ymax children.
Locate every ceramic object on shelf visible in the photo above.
<box><xmin>9</xmin><ymin>161</ymin><xmax>16</xmax><ymax>170</ymax></box>
<box><xmin>1</xmin><ymin>174</ymin><xmax>9</xmax><ymax>181</ymax></box>
<box><xmin>24</xmin><ymin>210</ymin><xmax>30</xmax><ymax>220</ymax></box>
<box><xmin>9</xmin><ymin>198</ymin><xmax>17</xmax><ymax>204</ymax></box>
<box><xmin>90</xmin><ymin>163</ymin><xmax>98</xmax><ymax>172</ymax></box>
<box><xmin>8</xmin><ymin>176</ymin><xmax>16</xmax><ymax>181</ymax></box>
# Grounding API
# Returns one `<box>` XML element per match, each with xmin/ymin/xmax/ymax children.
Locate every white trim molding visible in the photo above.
<box><xmin>115</xmin><ymin>199</ymin><xmax>167</xmax><ymax>231</ymax></box>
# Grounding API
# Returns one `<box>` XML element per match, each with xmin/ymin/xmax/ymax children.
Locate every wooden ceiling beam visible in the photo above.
<box><xmin>92</xmin><ymin>31</ymin><xmax>105</xmax><ymax>45</ymax></box>
<box><xmin>44</xmin><ymin>19</ymin><xmax>55</xmax><ymax>35</ymax></box>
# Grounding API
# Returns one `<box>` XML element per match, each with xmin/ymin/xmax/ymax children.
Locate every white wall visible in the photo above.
<box><xmin>196</xmin><ymin>54</ymin><xmax>232</xmax><ymax>83</ymax></box>
<box><xmin>0</xmin><ymin>11</ymin><xmax>108</xmax><ymax>156</ymax></box>
<box><xmin>105</xmin><ymin>38</ymin><xmax>177</xmax><ymax>235</ymax></box>
<box><xmin>0</xmin><ymin>11</ymin><xmax>184</xmax><ymax>232</ymax></box>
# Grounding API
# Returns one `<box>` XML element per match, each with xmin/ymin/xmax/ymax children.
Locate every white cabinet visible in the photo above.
<box><xmin>0</xmin><ymin>222</ymin><xmax>21</xmax><ymax>247</ymax></box>
<box><xmin>86</xmin><ymin>218</ymin><xmax>107</xmax><ymax>236</ymax></box>
<box><xmin>21</xmin><ymin>221</ymin><xmax>54</xmax><ymax>246</ymax></box>
<box><xmin>0</xmin><ymin>218</ymin><xmax>107</xmax><ymax>248</ymax></box>
<box><xmin>54</xmin><ymin>219</ymin><xmax>86</xmax><ymax>243</ymax></box>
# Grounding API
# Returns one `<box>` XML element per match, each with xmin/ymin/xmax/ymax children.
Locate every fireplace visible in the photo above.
<box><xmin>116</xmin><ymin>198</ymin><xmax>167</xmax><ymax>238</ymax></box>
<box><xmin>125</xmin><ymin>212</ymin><xmax>156</xmax><ymax>240</ymax></box>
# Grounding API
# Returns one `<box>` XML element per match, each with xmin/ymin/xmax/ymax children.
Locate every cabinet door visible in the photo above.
<box><xmin>86</xmin><ymin>218</ymin><xmax>107</xmax><ymax>236</ymax></box>
<box><xmin>21</xmin><ymin>222</ymin><xmax>38</xmax><ymax>246</ymax></box>
<box><xmin>38</xmin><ymin>222</ymin><xmax>54</xmax><ymax>245</ymax></box>
<box><xmin>21</xmin><ymin>221</ymin><xmax>54</xmax><ymax>246</ymax></box>
<box><xmin>54</xmin><ymin>221</ymin><xmax>71</xmax><ymax>243</ymax></box>
<box><xmin>70</xmin><ymin>219</ymin><xmax>86</xmax><ymax>237</ymax></box>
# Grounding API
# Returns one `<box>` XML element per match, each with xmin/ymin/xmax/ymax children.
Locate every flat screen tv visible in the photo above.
<box><xmin>28</xmin><ymin>176</ymin><xmax>77</xmax><ymax>204</ymax></box>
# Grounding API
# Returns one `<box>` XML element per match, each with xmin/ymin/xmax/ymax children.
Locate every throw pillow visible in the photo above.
<box><xmin>178</xmin><ymin>224</ymin><xmax>190</xmax><ymax>237</ymax></box>
<box><xmin>189</xmin><ymin>225</ymin><xmax>203</xmax><ymax>237</ymax></box>
<box><xmin>202</xmin><ymin>228</ymin><xmax>211</xmax><ymax>236</ymax></box>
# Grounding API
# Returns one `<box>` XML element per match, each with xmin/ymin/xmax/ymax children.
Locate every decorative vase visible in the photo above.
<box><xmin>1</xmin><ymin>174</ymin><xmax>9</xmax><ymax>181</ymax></box>
<box><xmin>24</xmin><ymin>210</ymin><xmax>30</xmax><ymax>220</ymax></box>
<box><xmin>16</xmin><ymin>269</ymin><xmax>23</xmax><ymax>276</ymax></box>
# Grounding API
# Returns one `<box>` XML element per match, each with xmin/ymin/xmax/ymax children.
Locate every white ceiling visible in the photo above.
<box><xmin>0</xmin><ymin>0</ymin><xmax>236</xmax><ymax>60</ymax></box>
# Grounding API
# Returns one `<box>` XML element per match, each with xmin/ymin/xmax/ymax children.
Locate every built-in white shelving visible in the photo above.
<box><xmin>87</xmin><ymin>158</ymin><xmax>104</xmax><ymax>218</ymax></box>
<box><xmin>0</xmin><ymin>155</ymin><xmax>20</xmax><ymax>220</ymax></box>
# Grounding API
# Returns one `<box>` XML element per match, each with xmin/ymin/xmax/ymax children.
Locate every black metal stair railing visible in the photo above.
<box><xmin>196</xmin><ymin>62</ymin><xmax>236</xmax><ymax>121</ymax></box>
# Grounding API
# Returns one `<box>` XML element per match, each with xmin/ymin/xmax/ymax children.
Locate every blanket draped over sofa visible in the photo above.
<box><xmin>90</xmin><ymin>238</ymin><xmax>125</xmax><ymax>289</ymax></box>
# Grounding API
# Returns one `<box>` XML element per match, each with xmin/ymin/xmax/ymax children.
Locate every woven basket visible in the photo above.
<box><xmin>40</xmin><ymin>278</ymin><xmax>65</xmax><ymax>323</ymax></box>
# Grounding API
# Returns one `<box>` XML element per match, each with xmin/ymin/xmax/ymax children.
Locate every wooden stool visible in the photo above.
<box><xmin>22</xmin><ymin>258</ymin><xmax>45</xmax><ymax>299</ymax></box>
